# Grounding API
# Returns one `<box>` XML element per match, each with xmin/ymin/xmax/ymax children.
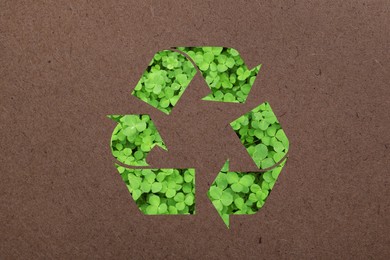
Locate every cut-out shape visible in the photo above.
<box><xmin>208</xmin><ymin>159</ymin><xmax>287</xmax><ymax>227</ymax></box>
<box><xmin>110</xmin><ymin>47</ymin><xmax>291</xmax><ymax>228</ymax></box>
<box><xmin>175</xmin><ymin>47</ymin><xmax>261</xmax><ymax>103</ymax></box>
<box><xmin>109</xmin><ymin>115</ymin><xmax>167</xmax><ymax>166</ymax></box>
<box><xmin>116</xmin><ymin>164</ymin><xmax>195</xmax><ymax>215</ymax></box>
<box><xmin>132</xmin><ymin>50</ymin><xmax>197</xmax><ymax>115</ymax></box>
<box><xmin>230</xmin><ymin>102</ymin><xmax>289</xmax><ymax>170</ymax></box>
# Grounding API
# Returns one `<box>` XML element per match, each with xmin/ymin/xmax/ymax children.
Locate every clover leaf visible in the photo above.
<box><xmin>230</xmin><ymin>102</ymin><xmax>289</xmax><ymax>170</ymax></box>
<box><xmin>207</xmin><ymin>160</ymin><xmax>287</xmax><ymax>227</ymax></box>
<box><xmin>132</xmin><ymin>50</ymin><xmax>197</xmax><ymax>115</ymax></box>
<box><xmin>109</xmin><ymin>115</ymin><xmax>167</xmax><ymax>167</ymax></box>
<box><xmin>116</xmin><ymin>166</ymin><xmax>196</xmax><ymax>215</ymax></box>
<box><xmin>176</xmin><ymin>47</ymin><xmax>261</xmax><ymax>103</ymax></box>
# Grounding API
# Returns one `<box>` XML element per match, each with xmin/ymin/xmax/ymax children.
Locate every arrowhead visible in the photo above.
<box><xmin>230</xmin><ymin>102</ymin><xmax>289</xmax><ymax>170</ymax></box>
<box><xmin>108</xmin><ymin>114</ymin><xmax>167</xmax><ymax>166</ymax></box>
<box><xmin>115</xmin><ymin>165</ymin><xmax>196</xmax><ymax>215</ymax></box>
<box><xmin>208</xmin><ymin>159</ymin><xmax>288</xmax><ymax>228</ymax></box>
<box><xmin>175</xmin><ymin>47</ymin><xmax>261</xmax><ymax>103</ymax></box>
<box><xmin>131</xmin><ymin>50</ymin><xmax>197</xmax><ymax>115</ymax></box>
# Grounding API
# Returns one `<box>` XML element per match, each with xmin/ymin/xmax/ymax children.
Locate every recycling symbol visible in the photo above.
<box><xmin>109</xmin><ymin>47</ymin><xmax>289</xmax><ymax>227</ymax></box>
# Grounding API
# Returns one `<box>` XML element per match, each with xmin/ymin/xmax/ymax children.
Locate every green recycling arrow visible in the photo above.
<box><xmin>207</xmin><ymin>101</ymin><xmax>289</xmax><ymax>227</ymax></box>
<box><xmin>109</xmin><ymin>115</ymin><xmax>197</xmax><ymax>215</ymax></box>
<box><xmin>116</xmin><ymin>165</ymin><xmax>196</xmax><ymax>215</ymax></box>
<box><xmin>175</xmin><ymin>47</ymin><xmax>261</xmax><ymax>103</ymax></box>
<box><xmin>208</xmin><ymin>159</ymin><xmax>287</xmax><ymax>228</ymax></box>
<box><xmin>108</xmin><ymin>114</ymin><xmax>167</xmax><ymax>167</ymax></box>
<box><xmin>131</xmin><ymin>50</ymin><xmax>197</xmax><ymax>115</ymax></box>
<box><xmin>230</xmin><ymin>102</ymin><xmax>289</xmax><ymax>170</ymax></box>
<box><xmin>131</xmin><ymin>47</ymin><xmax>262</xmax><ymax>114</ymax></box>
<box><xmin>111</xmin><ymin>47</ymin><xmax>291</xmax><ymax>226</ymax></box>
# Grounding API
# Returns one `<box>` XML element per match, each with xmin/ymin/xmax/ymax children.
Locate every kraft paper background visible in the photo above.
<box><xmin>1</xmin><ymin>0</ymin><xmax>389</xmax><ymax>258</ymax></box>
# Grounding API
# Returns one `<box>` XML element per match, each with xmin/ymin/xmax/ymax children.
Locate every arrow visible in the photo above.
<box><xmin>230</xmin><ymin>102</ymin><xmax>289</xmax><ymax>170</ymax></box>
<box><xmin>174</xmin><ymin>47</ymin><xmax>261</xmax><ymax>103</ymax></box>
<box><xmin>131</xmin><ymin>50</ymin><xmax>197</xmax><ymax>115</ymax></box>
<box><xmin>115</xmin><ymin>164</ymin><xmax>196</xmax><ymax>215</ymax></box>
<box><xmin>208</xmin><ymin>159</ymin><xmax>287</xmax><ymax>228</ymax></box>
<box><xmin>108</xmin><ymin>114</ymin><xmax>167</xmax><ymax>167</ymax></box>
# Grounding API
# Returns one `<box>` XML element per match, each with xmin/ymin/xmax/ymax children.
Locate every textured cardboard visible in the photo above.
<box><xmin>1</xmin><ymin>0</ymin><xmax>389</xmax><ymax>258</ymax></box>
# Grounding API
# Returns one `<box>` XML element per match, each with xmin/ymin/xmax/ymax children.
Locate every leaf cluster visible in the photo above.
<box><xmin>132</xmin><ymin>50</ymin><xmax>197</xmax><ymax>114</ymax></box>
<box><xmin>110</xmin><ymin>115</ymin><xmax>166</xmax><ymax>166</ymax></box>
<box><xmin>208</xmin><ymin>161</ymin><xmax>285</xmax><ymax>225</ymax></box>
<box><xmin>230</xmin><ymin>102</ymin><xmax>289</xmax><ymax>169</ymax></box>
<box><xmin>177</xmin><ymin>47</ymin><xmax>260</xmax><ymax>102</ymax></box>
<box><xmin>117</xmin><ymin>166</ymin><xmax>196</xmax><ymax>215</ymax></box>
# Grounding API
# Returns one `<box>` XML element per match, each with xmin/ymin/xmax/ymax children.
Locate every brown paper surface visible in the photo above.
<box><xmin>1</xmin><ymin>0</ymin><xmax>389</xmax><ymax>258</ymax></box>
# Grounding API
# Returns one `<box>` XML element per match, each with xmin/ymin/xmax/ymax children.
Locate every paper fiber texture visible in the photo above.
<box><xmin>0</xmin><ymin>0</ymin><xmax>389</xmax><ymax>258</ymax></box>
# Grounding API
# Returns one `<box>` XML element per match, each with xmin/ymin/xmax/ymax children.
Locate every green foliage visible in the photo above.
<box><xmin>230</xmin><ymin>102</ymin><xmax>289</xmax><ymax>169</ymax></box>
<box><xmin>207</xmin><ymin>160</ymin><xmax>286</xmax><ymax>227</ymax></box>
<box><xmin>111</xmin><ymin>48</ymin><xmax>289</xmax><ymax>226</ymax></box>
<box><xmin>109</xmin><ymin>115</ymin><xmax>166</xmax><ymax>166</ymax></box>
<box><xmin>132</xmin><ymin>50</ymin><xmax>197</xmax><ymax>114</ymax></box>
<box><xmin>116</xmin><ymin>165</ymin><xmax>196</xmax><ymax>215</ymax></box>
<box><xmin>176</xmin><ymin>47</ymin><xmax>261</xmax><ymax>103</ymax></box>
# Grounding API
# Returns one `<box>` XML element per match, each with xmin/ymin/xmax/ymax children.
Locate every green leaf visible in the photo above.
<box><xmin>134</xmin><ymin>151</ymin><xmax>144</xmax><ymax>160</ymax></box>
<box><xmin>220</xmin><ymin>190</ymin><xmax>233</xmax><ymax>206</ymax></box>
<box><xmin>261</xmin><ymin>158</ymin><xmax>275</xmax><ymax>169</ymax></box>
<box><xmin>276</xmin><ymin>129</ymin><xmax>289</xmax><ymax>148</ymax></box>
<box><xmin>166</xmin><ymin>188</ymin><xmax>176</xmax><ymax>198</ymax></box>
<box><xmin>176</xmin><ymin>74</ymin><xmax>188</xmax><ymax>85</ymax></box>
<box><xmin>209</xmin><ymin>186</ymin><xmax>222</xmax><ymax>200</ymax></box>
<box><xmin>176</xmin><ymin>201</ymin><xmax>185</xmax><ymax>211</ymax></box>
<box><xmin>272</xmin><ymin>165</ymin><xmax>283</xmax><ymax>179</ymax></box>
<box><xmin>231</xmin><ymin>183</ymin><xmax>243</xmax><ymax>192</ymax></box>
<box><xmin>115</xmin><ymin>143</ymin><xmax>123</xmax><ymax>151</ymax></box>
<box><xmin>273</xmin><ymin>152</ymin><xmax>285</xmax><ymax>162</ymax></box>
<box><xmin>144</xmin><ymin>172</ymin><xmax>155</xmax><ymax>183</ymax></box>
<box><xmin>250</xmin><ymin>184</ymin><xmax>261</xmax><ymax>193</ymax></box>
<box><xmin>169</xmin><ymin>205</ymin><xmax>178</xmax><ymax>214</ymax></box>
<box><xmin>145</xmin><ymin>205</ymin><xmax>158</xmax><ymax>214</ymax></box>
<box><xmin>182</xmin><ymin>183</ymin><xmax>192</xmax><ymax>194</ymax></box>
<box><xmin>140</xmin><ymin>182</ymin><xmax>151</xmax><ymax>193</ymax></box>
<box><xmin>229</xmin><ymin>48</ymin><xmax>239</xmax><ymax>56</ymax></box>
<box><xmin>266</xmin><ymin>125</ymin><xmax>277</xmax><ymax>136</ymax></box>
<box><xmin>248</xmin><ymin>193</ymin><xmax>258</xmax><ymax>202</ymax></box>
<box><xmin>226</xmin><ymin>57</ymin><xmax>235</xmax><ymax>68</ymax></box>
<box><xmin>117</xmin><ymin>166</ymin><xmax>125</xmax><ymax>174</ymax></box>
<box><xmin>272</xmin><ymin>141</ymin><xmax>285</xmax><ymax>153</ymax></box>
<box><xmin>263</xmin><ymin>171</ymin><xmax>274</xmax><ymax>183</ymax></box>
<box><xmin>223</xmin><ymin>93</ymin><xmax>235</xmax><ymax>102</ymax></box>
<box><xmin>149</xmin><ymin>194</ymin><xmax>160</xmax><ymax>206</ymax></box>
<box><xmin>151</xmin><ymin>182</ymin><xmax>162</xmax><ymax>193</ymax></box>
<box><xmin>204</xmin><ymin>52</ymin><xmax>214</xmax><ymax>63</ymax></box>
<box><xmin>153</xmin><ymin>84</ymin><xmax>162</xmax><ymax>94</ymax></box>
<box><xmin>212</xmin><ymin>200</ymin><xmax>223</xmax><ymax>211</ymax></box>
<box><xmin>156</xmin><ymin>172</ymin><xmax>166</xmax><ymax>182</ymax></box>
<box><xmin>234</xmin><ymin>197</ymin><xmax>244</xmax><ymax>209</ymax></box>
<box><xmin>258</xmin><ymin>120</ymin><xmax>269</xmax><ymax>131</ymax></box>
<box><xmin>215</xmin><ymin>174</ymin><xmax>228</xmax><ymax>190</ymax></box>
<box><xmin>254</xmin><ymin>129</ymin><xmax>264</xmax><ymax>139</ymax></box>
<box><xmin>217</xmin><ymin>64</ymin><xmax>228</xmax><ymax>72</ymax></box>
<box><xmin>174</xmin><ymin>192</ymin><xmax>185</xmax><ymax>202</ymax></box>
<box><xmin>211</xmin><ymin>47</ymin><xmax>223</xmax><ymax>55</ymax></box>
<box><xmin>160</xmin><ymin>98</ymin><xmax>170</xmax><ymax>108</ymax></box>
<box><xmin>253</xmin><ymin>144</ymin><xmax>268</xmax><ymax>164</ymax></box>
<box><xmin>239</xmin><ymin>175</ymin><xmax>253</xmax><ymax>187</ymax></box>
<box><xmin>184</xmin><ymin>194</ymin><xmax>194</xmax><ymax>206</ymax></box>
<box><xmin>226</xmin><ymin>171</ymin><xmax>239</xmax><ymax>184</ymax></box>
<box><xmin>132</xmin><ymin>189</ymin><xmax>142</xmax><ymax>200</ymax></box>
<box><xmin>128</xmin><ymin>174</ymin><xmax>141</xmax><ymax>189</ymax></box>
<box><xmin>158</xmin><ymin>203</ymin><xmax>168</xmax><ymax>214</ymax></box>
